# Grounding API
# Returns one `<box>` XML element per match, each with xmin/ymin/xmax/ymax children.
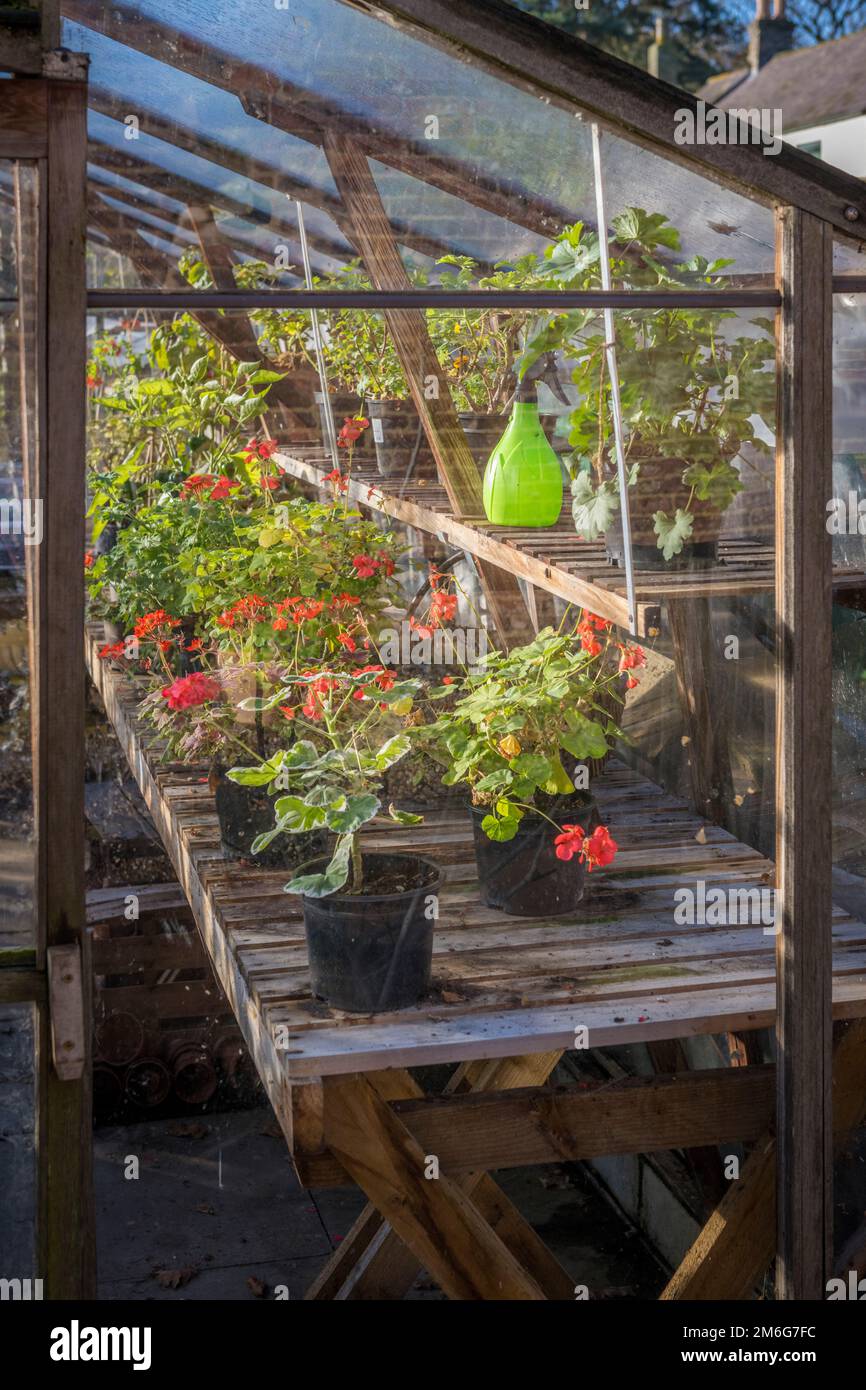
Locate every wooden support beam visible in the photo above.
<box><xmin>10</xmin><ymin>68</ymin><xmax>97</xmax><ymax>1299</ymax></box>
<box><xmin>667</xmin><ymin>597</ymin><xmax>735</xmax><ymax>824</ymax></box>
<box><xmin>323</xmin><ymin>133</ymin><xmax>483</xmax><ymax>517</ymax></box>
<box><xmin>774</xmin><ymin>206</ymin><xmax>833</xmax><ymax>1300</ymax></box>
<box><xmin>186</xmin><ymin>203</ymin><xmax>240</xmax><ymax>290</ymax></box>
<box><xmin>323</xmin><ymin>1074</ymin><xmax>546</xmax><ymax>1300</ymax></box>
<box><xmin>322</xmin><ymin>132</ymin><xmax>535</xmax><ymax>643</ymax></box>
<box><xmin>661</xmin><ymin>1018</ymin><xmax>866</xmax><ymax>1300</ymax></box>
<box><xmin>304</xmin><ymin>1064</ymin><xmax>775</xmax><ymax>1187</ymax></box>
<box><xmin>305</xmin><ymin>1056</ymin><xmax>574</xmax><ymax>1300</ymax></box>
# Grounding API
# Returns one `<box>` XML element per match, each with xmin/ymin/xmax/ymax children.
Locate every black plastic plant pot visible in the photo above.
<box><xmin>470</xmin><ymin>803</ymin><xmax>598</xmax><ymax>917</ymax></box>
<box><xmin>367</xmin><ymin>400</ymin><xmax>436</xmax><ymax>478</ymax></box>
<box><xmin>214</xmin><ymin>770</ymin><xmax>327</xmax><ymax>870</ymax></box>
<box><xmin>301</xmin><ymin>852</ymin><xmax>442</xmax><ymax>1013</ymax></box>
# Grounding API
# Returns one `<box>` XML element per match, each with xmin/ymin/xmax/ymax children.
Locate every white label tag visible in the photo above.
<box><xmin>372</xmin><ymin>418</ymin><xmax>384</xmax><ymax>443</ymax></box>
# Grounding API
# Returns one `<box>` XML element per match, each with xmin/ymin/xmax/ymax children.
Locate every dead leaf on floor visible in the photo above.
<box><xmin>695</xmin><ymin>827</ymin><xmax>707</xmax><ymax>844</ymax></box>
<box><xmin>153</xmin><ymin>1265</ymin><xmax>199</xmax><ymax>1289</ymax></box>
<box><xmin>440</xmin><ymin>990</ymin><xmax>463</xmax><ymax>1004</ymax></box>
<box><xmin>167</xmin><ymin>1121</ymin><xmax>209</xmax><ymax>1139</ymax></box>
<box><xmin>194</xmin><ymin>1203</ymin><xmax>214</xmax><ymax>1216</ymax></box>
<box><xmin>247</xmin><ymin>1275</ymin><xmax>267</xmax><ymax>1298</ymax></box>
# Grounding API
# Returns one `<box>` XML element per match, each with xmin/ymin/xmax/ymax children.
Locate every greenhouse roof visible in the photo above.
<box><xmin>57</xmin><ymin>0</ymin><xmax>866</xmax><ymax>295</ymax></box>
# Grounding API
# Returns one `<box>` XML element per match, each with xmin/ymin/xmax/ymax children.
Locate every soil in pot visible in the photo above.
<box><xmin>604</xmin><ymin>450</ymin><xmax>726</xmax><ymax>571</ymax></box>
<box><xmin>213</xmin><ymin>767</ymin><xmax>327</xmax><ymax>870</ymax></box>
<box><xmin>368</xmin><ymin>400</ymin><xmax>436</xmax><ymax>479</ymax></box>
<box><xmin>471</xmin><ymin>795</ymin><xmax>600</xmax><ymax>917</ymax></box>
<box><xmin>301</xmin><ymin>851</ymin><xmax>442</xmax><ymax>1012</ymax></box>
<box><xmin>315</xmin><ymin>390</ymin><xmax>375</xmax><ymax>460</ymax></box>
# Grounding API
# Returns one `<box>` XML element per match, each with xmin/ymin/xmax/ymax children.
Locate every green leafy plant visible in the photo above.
<box><xmin>417</xmin><ymin>613</ymin><xmax>640</xmax><ymax>845</ymax></box>
<box><xmin>226</xmin><ymin>663</ymin><xmax>423</xmax><ymax>897</ymax></box>
<box><xmin>520</xmin><ymin>209</ymin><xmax>776</xmax><ymax>557</ymax></box>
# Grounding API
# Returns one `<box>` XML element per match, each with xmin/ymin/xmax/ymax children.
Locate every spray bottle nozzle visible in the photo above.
<box><xmin>512</xmin><ymin>351</ymin><xmax>570</xmax><ymax>407</ymax></box>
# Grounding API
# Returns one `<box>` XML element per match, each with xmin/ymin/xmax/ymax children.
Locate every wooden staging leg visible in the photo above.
<box><xmin>661</xmin><ymin>1017</ymin><xmax>866</xmax><ymax>1300</ymax></box>
<box><xmin>305</xmin><ymin>1052</ymin><xmax>569</xmax><ymax>1300</ymax></box>
<box><xmin>322</xmin><ymin>1074</ymin><xmax>546</xmax><ymax>1300</ymax></box>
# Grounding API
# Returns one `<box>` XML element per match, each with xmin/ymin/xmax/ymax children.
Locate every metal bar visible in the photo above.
<box><xmin>592</xmin><ymin>123</ymin><xmax>636</xmax><ymax>634</ymax></box>
<box><xmin>85</xmin><ymin>288</ymin><xmax>784</xmax><ymax>312</ymax></box>
<box><xmin>295</xmin><ymin>199</ymin><xmax>338</xmax><ymax>465</ymax></box>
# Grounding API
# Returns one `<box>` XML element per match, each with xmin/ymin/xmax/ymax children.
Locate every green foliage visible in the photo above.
<box><xmin>228</xmin><ymin>667</ymin><xmax>423</xmax><ymax>896</ymax></box>
<box><xmin>418</xmin><ymin>620</ymin><xmax>625</xmax><ymax>833</ymax></box>
<box><xmin>520</xmin><ymin>209</ymin><xmax>775</xmax><ymax>558</ymax></box>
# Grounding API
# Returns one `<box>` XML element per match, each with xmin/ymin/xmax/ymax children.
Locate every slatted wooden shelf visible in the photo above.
<box><xmin>275</xmin><ymin>448</ymin><xmax>866</xmax><ymax>637</ymax></box>
<box><xmin>86</xmin><ymin>625</ymin><xmax>866</xmax><ymax>1100</ymax></box>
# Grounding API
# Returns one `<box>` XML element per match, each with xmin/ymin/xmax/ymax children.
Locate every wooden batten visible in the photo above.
<box><xmin>773</xmin><ymin>207</ymin><xmax>834</xmax><ymax>1299</ymax></box>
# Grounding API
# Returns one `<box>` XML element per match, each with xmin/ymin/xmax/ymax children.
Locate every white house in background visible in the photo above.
<box><xmin>696</xmin><ymin>0</ymin><xmax>866</xmax><ymax>178</ymax></box>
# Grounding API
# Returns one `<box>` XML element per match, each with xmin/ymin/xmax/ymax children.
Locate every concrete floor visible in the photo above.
<box><xmin>94</xmin><ymin>1106</ymin><xmax>665</xmax><ymax>1300</ymax></box>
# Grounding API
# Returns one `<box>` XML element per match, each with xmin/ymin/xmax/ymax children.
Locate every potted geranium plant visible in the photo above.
<box><xmin>418</xmin><ymin>614</ymin><xmax>643</xmax><ymax>915</ymax></box>
<box><xmin>227</xmin><ymin>662</ymin><xmax>440</xmax><ymax>1012</ymax></box>
<box><xmin>520</xmin><ymin>208</ymin><xmax>776</xmax><ymax>567</ymax></box>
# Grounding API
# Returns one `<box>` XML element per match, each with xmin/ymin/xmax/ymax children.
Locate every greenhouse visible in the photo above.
<box><xmin>3</xmin><ymin>0</ymin><xmax>866</xmax><ymax>1327</ymax></box>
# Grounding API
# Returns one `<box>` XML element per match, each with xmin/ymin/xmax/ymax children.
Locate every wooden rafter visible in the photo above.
<box><xmin>89</xmin><ymin>201</ymin><xmax>318</xmax><ymax>434</ymax></box>
<box><xmin>323</xmin><ymin>131</ymin><xmax>535</xmax><ymax>642</ymax></box>
<box><xmin>86</xmin><ymin>86</ymin><xmax>471</xmax><ymax>267</ymax></box>
<box><xmin>61</xmin><ymin>0</ymin><xmax>566</xmax><ymax>242</ymax></box>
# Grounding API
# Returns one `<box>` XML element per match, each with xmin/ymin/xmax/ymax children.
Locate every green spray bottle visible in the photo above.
<box><xmin>482</xmin><ymin>353</ymin><xmax>566</xmax><ymax>527</ymax></box>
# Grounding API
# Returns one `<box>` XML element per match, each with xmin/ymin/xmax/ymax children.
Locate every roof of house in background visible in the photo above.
<box><xmin>698</xmin><ymin>27</ymin><xmax>866</xmax><ymax>132</ymax></box>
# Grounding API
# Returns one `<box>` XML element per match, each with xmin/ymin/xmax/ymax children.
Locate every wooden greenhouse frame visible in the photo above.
<box><xmin>4</xmin><ymin>0</ymin><xmax>866</xmax><ymax>1301</ymax></box>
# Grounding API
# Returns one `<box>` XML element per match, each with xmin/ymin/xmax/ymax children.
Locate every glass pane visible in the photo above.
<box><xmin>0</xmin><ymin>1002</ymin><xmax>37</xmax><ymax>1285</ymax></box>
<box><xmin>0</xmin><ymin>162</ymin><xmax>37</xmax><ymax>952</ymax></box>
<box><xmin>831</xmin><ymin>274</ymin><xmax>866</xmax><ymax>1285</ymax></box>
<box><xmin>71</xmin><ymin>0</ymin><xmax>775</xmax><ymax>292</ymax></box>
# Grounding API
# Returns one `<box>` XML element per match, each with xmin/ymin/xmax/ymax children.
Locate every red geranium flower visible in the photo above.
<box><xmin>161</xmin><ymin>672</ymin><xmax>222</xmax><ymax>711</ymax></box>
<box><xmin>337</xmin><ymin>416</ymin><xmax>369</xmax><ymax>448</ymax></box>
<box><xmin>260</xmin><ymin>474</ymin><xmax>280</xmax><ymax>491</ymax></box>
<box><xmin>258</xmin><ymin>439</ymin><xmax>278</xmax><ymax>459</ymax></box>
<box><xmin>554</xmin><ymin>824</ymin><xmax>585</xmax><ymax>862</ymax></box>
<box><xmin>324</xmin><ymin>468</ymin><xmax>348</xmax><ymax>493</ymax></box>
<box><xmin>430</xmin><ymin>590</ymin><xmax>458</xmax><ymax>625</ymax></box>
<box><xmin>181</xmin><ymin>474</ymin><xmax>215</xmax><ymax>498</ymax></box>
<box><xmin>352</xmin><ymin>554</ymin><xmax>379</xmax><ymax>579</ymax></box>
<box><xmin>98</xmin><ymin>641</ymin><xmax>126</xmax><ymax>661</ymax></box>
<box><xmin>134</xmin><ymin>609</ymin><xmax>180</xmax><ymax>640</ymax></box>
<box><xmin>84</xmin><ymin>552</ymin><xmax>94</xmax><ymax>569</ymax></box>
<box><xmin>210</xmin><ymin>476</ymin><xmax>241</xmax><ymax>501</ymax></box>
<box><xmin>337</xmin><ymin>632</ymin><xmax>357</xmax><ymax>653</ymax></box>
<box><xmin>581</xmin><ymin>825</ymin><xmax>618</xmax><ymax>872</ymax></box>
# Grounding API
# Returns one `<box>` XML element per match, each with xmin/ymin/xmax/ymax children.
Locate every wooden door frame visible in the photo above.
<box><xmin>0</xmin><ymin>56</ymin><xmax>93</xmax><ymax>1299</ymax></box>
